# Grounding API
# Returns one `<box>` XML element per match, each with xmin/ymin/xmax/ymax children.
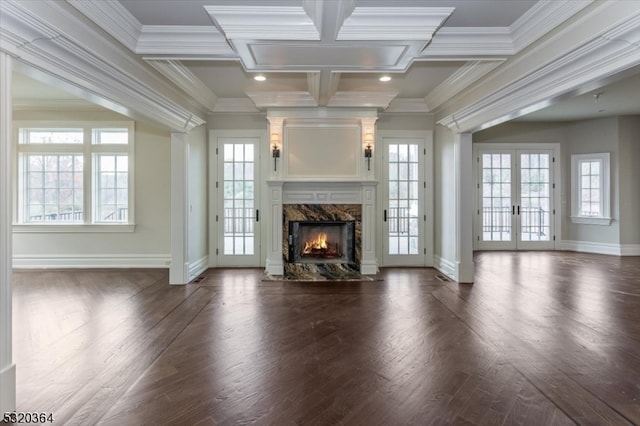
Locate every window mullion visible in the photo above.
<box><xmin>85</xmin><ymin>128</ymin><xmax>92</xmax><ymax>224</ymax></box>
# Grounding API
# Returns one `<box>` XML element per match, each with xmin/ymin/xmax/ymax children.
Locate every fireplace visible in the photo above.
<box><xmin>288</xmin><ymin>220</ymin><xmax>356</xmax><ymax>264</ymax></box>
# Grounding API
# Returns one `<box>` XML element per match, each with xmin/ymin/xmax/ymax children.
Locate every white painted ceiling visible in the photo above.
<box><xmin>11</xmin><ymin>0</ymin><xmax>640</xmax><ymax>123</ymax></box>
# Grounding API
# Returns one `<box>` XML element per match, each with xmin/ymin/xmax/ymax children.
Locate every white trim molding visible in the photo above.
<box><xmin>2</xmin><ymin>0</ymin><xmax>206</xmax><ymax>132</ymax></box>
<box><xmin>12</xmin><ymin>254</ymin><xmax>171</xmax><ymax>269</ymax></box>
<box><xmin>434</xmin><ymin>255</ymin><xmax>456</xmax><ymax>282</ymax></box>
<box><xmin>437</xmin><ymin>2</ymin><xmax>640</xmax><ymax>133</ymax></box>
<box><xmin>188</xmin><ymin>255</ymin><xmax>209</xmax><ymax>282</ymax></box>
<box><xmin>559</xmin><ymin>241</ymin><xmax>640</xmax><ymax>257</ymax></box>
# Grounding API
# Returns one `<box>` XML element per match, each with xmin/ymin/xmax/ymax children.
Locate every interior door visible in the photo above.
<box><xmin>216</xmin><ymin>137</ymin><xmax>261</xmax><ymax>266</ymax></box>
<box><xmin>476</xmin><ymin>148</ymin><xmax>554</xmax><ymax>250</ymax></box>
<box><xmin>382</xmin><ymin>138</ymin><xmax>427</xmax><ymax>266</ymax></box>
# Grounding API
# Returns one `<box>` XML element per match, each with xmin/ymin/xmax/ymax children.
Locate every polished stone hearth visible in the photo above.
<box><xmin>283</xmin><ymin>204</ymin><xmax>362</xmax><ymax>280</ymax></box>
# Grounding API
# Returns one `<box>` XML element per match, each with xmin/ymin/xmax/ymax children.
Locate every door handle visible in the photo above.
<box><xmin>383</xmin><ymin>209</ymin><xmax>387</xmax><ymax>222</ymax></box>
<box><xmin>512</xmin><ymin>205</ymin><xmax>515</xmax><ymax>215</ymax></box>
<box><xmin>256</xmin><ymin>209</ymin><xmax>259</xmax><ymax>222</ymax></box>
<box><xmin>517</xmin><ymin>206</ymin><xmax>520</xmax><ymax>215</ymax></box>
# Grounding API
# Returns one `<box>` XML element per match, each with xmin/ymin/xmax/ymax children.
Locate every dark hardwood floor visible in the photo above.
<box><xmin>12</xmin><ymin>251</ymin><xmax>640</xmax><ymax>425</ymax></box>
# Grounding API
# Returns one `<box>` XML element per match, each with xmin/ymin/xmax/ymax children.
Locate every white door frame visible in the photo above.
<box><xmin>377</xmin><ymin>130</ymin><xmax>434</xmax><ymax>267</ymax></box>
<box><xmin>473</xmin><ymin>143</ymin><xmax>561</xmax><ymax>251</ymax></box>
<box><xmin>208</xmin><ymin>130</ymin><xmax>267</xmax><ymax>267</ymax></box>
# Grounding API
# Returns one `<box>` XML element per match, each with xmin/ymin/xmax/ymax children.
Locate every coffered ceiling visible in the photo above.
<box><xmin>9</xmin><ymin>0</ymin><xmax>640</xmax><ymax>123</ymax></box>
<box><xmin>72</xmin><ymin>0</ymin><xmax>548</xmax><ymax>112</ymax></box>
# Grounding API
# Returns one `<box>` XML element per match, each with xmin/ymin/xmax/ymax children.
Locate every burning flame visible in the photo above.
<box><xmin>303</xmin><ymin>232</ymin><xmax>328</xmax><ymax>253</ymax></box>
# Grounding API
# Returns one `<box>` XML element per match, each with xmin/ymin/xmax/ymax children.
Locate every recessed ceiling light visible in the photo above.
<box><xmin>379</xmin><ymin>75</ymin><xmax>391</xmax><ymax>82</ymax></box>
<box><xmin>254</xmin><ymin>75</ymin><xmax>266</xmax><ymax>82</ymax></box>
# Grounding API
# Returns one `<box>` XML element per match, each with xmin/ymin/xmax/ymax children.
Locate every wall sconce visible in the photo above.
<box><xmin>271</xmin><ymin>133</ymin><xmax>281</xmax><ymax>171</ymax></box>
<box><xmin>364</xmin><ymin>133</ymin><xmax>374</xmax><ymax>171</ymax></box>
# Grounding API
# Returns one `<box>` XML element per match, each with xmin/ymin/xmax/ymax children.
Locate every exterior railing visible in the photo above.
<box><xmin>482</xmin><ymin>206</ymin><xmax>546</xmax><ymax>236</ymax></box>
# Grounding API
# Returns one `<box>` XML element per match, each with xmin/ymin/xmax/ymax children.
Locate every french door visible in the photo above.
<box><xmin>476</xmin><ymin>147</ymin><xmax>555</xmax><ymax>250</ymax></box>
<box><xmin>215</xmin><ymin>136</ymin><xmax>261</xmax><ymax>266</ymax></box>
<box><xmin>381</xmin><ymin>136</ymin><xmax>429</xmax><ymax>266</ymax></box>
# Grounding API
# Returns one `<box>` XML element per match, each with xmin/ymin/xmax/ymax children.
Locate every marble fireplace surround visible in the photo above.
<box><xmin>265</xmin><ymin>180</ymin><xmax>378</xmax><ymax>276</ymax></box>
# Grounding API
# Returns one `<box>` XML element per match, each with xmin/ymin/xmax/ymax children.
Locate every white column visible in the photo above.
<box><xmin>170</xmin><ymin>132</ymin><xmax>189</xmax><ymax>284</ymax></box>
<box><xmin>454</xmin><ymin>132</ymin><xmax>475</xmax><ymax>283</ymax></box>
<box><xmin>265</xmin><ymin>181</ymin><xmax>284</xmax><ymax>275</ymax></box>
<box><xmin>360</xmin><ymin>182</ymin><xmax>378</xmax><ymax>274</ymax></box>
<box><xmin>0</xmin><ymin>52</ymin><xmax>16</xmax><ymax>413</ymax></box>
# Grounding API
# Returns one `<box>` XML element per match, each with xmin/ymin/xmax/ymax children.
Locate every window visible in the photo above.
<box><xmin>15</xmin><ymin>121</ymin><xmax>134</xmax><ymax>232</ymax></box>
<box><xmin>571</xmin><ymin>153</ymin><xmax>611</xmax><ymax>225</ymax></box>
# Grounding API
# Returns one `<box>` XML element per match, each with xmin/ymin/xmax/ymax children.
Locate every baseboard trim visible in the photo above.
<box><xmin>557</xmin><ymin>240</ymin><xmax>640</xmax><ymax>256</ymax></box>
<box><xmin>360</xmin><ymin>260</ymin><xmax>379</xmax><ymax>275</ymax></box>
<box><xmin>188</xmin><ymin>255</ymin><xmax>209</xmax><ymax>281</ymax></box>
<box><xmin>0</xmin><ymin>363</ymin><xmax>16</xmax><ymax>413</ymax></box>
<box><xmin>434</xmin><ymin>255</ymin><xmax>457</xmax><ymax>282</ymax></box>
<box><xmin>12</xmin><ymin>254</ymin><xmax>171</xmax><ymax>269</ymax></box>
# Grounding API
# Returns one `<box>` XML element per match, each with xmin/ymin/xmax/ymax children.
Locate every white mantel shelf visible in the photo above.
<box><xmin>265</xmin><ymin>180</ymin><xmax>378</xmax><ymax>276</ymax></box>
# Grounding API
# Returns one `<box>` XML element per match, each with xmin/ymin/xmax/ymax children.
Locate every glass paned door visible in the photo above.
<box><xmin>383</xmin><ymin>139</ymin><xmax>426</xmax><ymax>266</ymax></box>
<box><xmin>217</xmin><ymin>138</ymin><xmax>260</xmax><ymax>266</ymax></box>
<box><xmin>476</xmin><ymin>148</ymin><xmax>554</xmax><ymax>250</ymax></box>
<box><xmin>519</xmin><ymin>152</ymin><xmax>551</xmax><ymax>244</ymax></box>
<box><xmin>480</xmin><ymin>152</ymin><xmax>515</xmax><ymax>248</ymax></box>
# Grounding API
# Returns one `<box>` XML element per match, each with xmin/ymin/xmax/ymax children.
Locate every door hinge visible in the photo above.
<box><xmin>477</xmin><ymin>209</ymin><xmax>480</xmax><ymax>215</ymax></box>
<box><xmin>424</xmin><ymin>148</ymin><xmax>426</xmax><ymax>155</ymax></box>
<box><xmin>424</xmin><ymin>248</ymin><xmax>427</xmax><ymax>255</ymax></box>
<box><xmin>216</xmin><ymin>147</ymin><xmax>219</xmax><ymax>155</ymax></box>
<box><xmin>552</xmin><ymin>157</ymin><xmax>555</xmax><ymax>163</ymax></box>
<box><xmin>424</xmin><ymin>214</ymin><xmax>427</xmax><ymax>221</ymax></box>
<box><xmin>216</xmin><ymin>248</ymin><xmax>219</xmax><ymax>255</ymax></box>
<box><xmin>553</xmin><ymin>209</ymin><xmax>556</xmax><ymax>215</ymax></box>
<box><xmin>477</xmin><ymin>157</ymin><xmax>480</xmax><ymax>163</ymax></box>
<box><xmin>552</xmin><ymin>183</ymin><xmax>555</xmax><ymax>189</ymax></box>
<box><xmin>553</xmin><ymin>235</ymin><xmax>556</xmax><ymax>241</ymax></box>
<box><xmin>477</xmin><ymin>183</ymin><xmax>480</xmax><ymax>189</ymax></box>
<box><xmin>424</xmin><ymin>181</ymin><xmax>426</xmax><ymax>188</ymax></box>
<box><xmin>477</xmin><ymin>236</ymin><xmax>480</xmax><ymax>241</ymax></box>
<box><xmin>215</xmin><ymin>214</ymin><xmax>218</xmax><ymax>222</ymax></box>
<box><xmin>216</xmin><ymin>181</ymin><xmax>219</xmax><ymax>189</ymax></box>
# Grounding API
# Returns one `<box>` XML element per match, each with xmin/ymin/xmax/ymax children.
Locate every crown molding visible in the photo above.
<box><xmin>327</xmin><ymin>91</ymin><xmax>398</xmax><ymax>109</ymax></box>
<box><xmin>302</xmin><ymin>0</ymin><xmax>323</xmax><ymax>36</ymax></box>
<box><xmin>437</xmin><ymin>4</ymin><xmax>640</xmax><ymax>132</ymax></box>
<box><xmin>424</xmin><ymin>60</ymin><xmax>503</xmax><ymax>111</ymax></box>
<box><xmin>510</xmin><ymin>0</ymin><xmax>594</xmax><ymax>52</ymax></box>
<box><xmin>423</xmin><ymin>28</ymin><xmax>514</xmax><ymax>57</ymax></box>
<box><xmin>67</xmin><ymin>0</ymin><xmax>141</xmax><ymax>52</ymax></box>
<box><xmin>245</xmin><ymin>91</ymin><xmax>318</xmax><ymax>108</ymax></box>
<box><xmin>1</xmin><ymin>0</ymin><xmax>205</xmax><ymax>132</ymax></box>
<box><xmin>337</xmin><ymin>7</ymin><xmax>454</xmax><ymax>41</ymax></box>
<box><xmin>204</xmin><ymin>6</ymin><xmax>320</xmax><ymax>41</ymax></box>
<box><xmin>307</xmin><ymin>72</ymin><xmax>321</xmax><ymax>104</ymax></box>
<box><xmin>146</xmin><ymin>60</ymin><xmax>218</xmax><ymax>112</ymax></box>
<box><xmin>384</xmin><ymin>98</ymin><xmax>430</xmax><ymax>114</ymax></box>
<box><xmin>137</xmin><ymin>26</ymin><xmax>234</xmax><ymax>57</ymax></box>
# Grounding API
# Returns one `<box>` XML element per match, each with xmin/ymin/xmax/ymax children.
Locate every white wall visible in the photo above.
<box><xmin>434</xmin><ymin>124</ymin><xmax>456</xmax><ymax>276</ymax></box>
<box><xmin>563</xmin><ymin>117</ymin><xmax>620</xmax><ymax>245</ymax></box>
<box><xmin>617</xmin><ymin>116</ymin><xmax>640</xmax><ymax>246</ymax></box>
<box><xmin>12</xmin><ymin>110</ymin><xmax>172</xmax><ymax>267</ymax></box>
<box><xmin>187</xmin><ymin>124</ymin><xmax>208</xmax><ymax>276</ymax></box>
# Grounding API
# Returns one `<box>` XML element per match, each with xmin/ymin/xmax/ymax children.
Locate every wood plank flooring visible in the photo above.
<box><xmin>12</xmin><ymin>251</ymin><xmax>640</xmax><ymax>425</ymax></box>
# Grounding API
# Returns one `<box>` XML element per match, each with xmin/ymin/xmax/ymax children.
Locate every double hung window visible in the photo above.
<box><xmin>570</xmin><ymin>153</ymin><xmax>611</xmax><ymax>225</ymax></box>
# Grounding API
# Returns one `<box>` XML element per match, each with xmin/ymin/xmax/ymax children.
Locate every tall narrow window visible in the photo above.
<box><xmin>571</xmin><ymin>153</ymin><xmax>611</xmax><ymax>225</ymax></box>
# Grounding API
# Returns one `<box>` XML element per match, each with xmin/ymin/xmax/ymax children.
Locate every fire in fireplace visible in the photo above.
<box><xmin>288</xmin><ymin>220</ymin><xmax>356</xmax><ymax>264</ymax></box>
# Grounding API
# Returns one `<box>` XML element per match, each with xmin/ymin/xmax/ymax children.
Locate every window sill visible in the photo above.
<box><xmin>570</xmin><ymin>216</ymin><xmax>612</xmax><ymax>226</ymax></box>
<box><xmin>13</xmin><ymin>223</ymin><xmax>135</xmax><ymax>233</ymax></box>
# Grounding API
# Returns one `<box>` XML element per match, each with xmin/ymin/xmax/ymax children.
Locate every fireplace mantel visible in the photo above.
<box><xmin>265</xmin><ymin>179</ymin><xmax>378</xmax><ymax>276</ymax></box>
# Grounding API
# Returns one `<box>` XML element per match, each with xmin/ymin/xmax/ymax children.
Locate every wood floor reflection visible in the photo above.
<box><xmin>13</xmin><ymin>251</ymin><xmax>640</xmax><ymax>425</ymax></box>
